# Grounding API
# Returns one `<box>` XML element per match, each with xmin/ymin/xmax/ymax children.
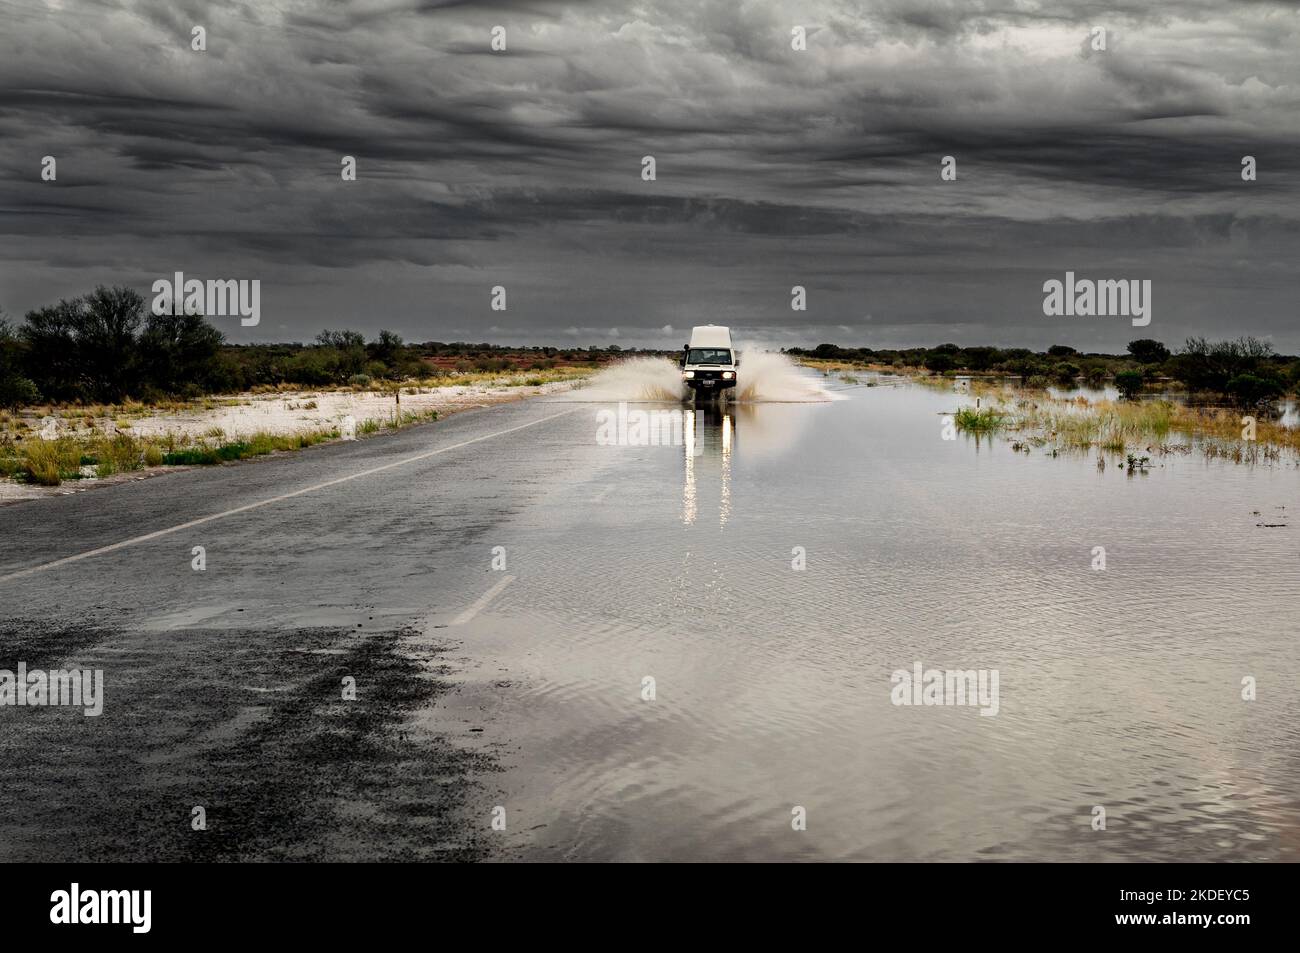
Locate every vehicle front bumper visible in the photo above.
<box><xmin>684</xmin><ymin>371</ymin><xmax>737</xmax><ymax>391</ymax></box>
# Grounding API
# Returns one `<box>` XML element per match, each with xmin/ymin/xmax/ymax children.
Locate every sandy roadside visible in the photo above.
<box><xmin>1</xmin><ymin>377</ymin><xmax>586</xmax><ymax>505</ymax></box>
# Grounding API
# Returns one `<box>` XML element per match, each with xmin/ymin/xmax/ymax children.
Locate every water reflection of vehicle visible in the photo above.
<box><xmin>682</xmin><ymin>403</ymin><xmax>733</xmax><ymax>527</ymax></box>
<box><xmin>678</xmin><ymin>400</ymin><xmax>817</xmax><ymax>525</ymax></box>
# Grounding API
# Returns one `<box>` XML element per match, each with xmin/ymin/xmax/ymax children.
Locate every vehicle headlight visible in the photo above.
<box><xmin>722</xmin><ymin>371</ymin><xmax>735</xmax><ymax>379</ymax></box>
<box><xmin>682</xmin><ymin>371</ymin><xmax>694</xmax><ymax>379</ymax></box>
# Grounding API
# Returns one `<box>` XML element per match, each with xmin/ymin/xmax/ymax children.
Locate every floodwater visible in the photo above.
<box><xmin>3</xmin><ymin>357</ymin><xmax>1296</xmax><ymax>862</ymax></box>
<box><xmin>448</xmin><ymin>362</ymin><xmax>1300</xmax><ymax>861</ymax></box>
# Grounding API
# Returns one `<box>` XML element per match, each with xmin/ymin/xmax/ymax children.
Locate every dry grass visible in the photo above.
<box><xmin>418</xmin><ymin>367</ymin><xmax>588</xmax><ymax>389</ymax></box>
<box><xmin>241</xmin><ymin>366</ymin><xmax>587</xmax><ymax>397</ymax></box>
<box><xmin>799</xmin><ymin>358</ymin><xmax>919</xmax><ymax>375</ymax></box>
<box><xmin>0</xmin><ymin>407</ymin><xmax>455</xmax><ymax>487</ymax></box>
<box><xmin>1</xmin><ymin>368</ymin><xmax>589</xmax><ymax>489</ymax></box>
<box><xmin>14</xmin><ymin>438</ymin><xmax>84</xmax><ymax>486</ymax></box>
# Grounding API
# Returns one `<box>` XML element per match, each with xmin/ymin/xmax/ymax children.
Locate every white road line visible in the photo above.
<box><xmin>0</xmin><ymin>409</ymin><xmax>577</xmax><ymax>584</ymax></box>
<box><xmin>451</xmin><ymin>575</ymin><xmax>515</xmax><ymax>626</ymax></box>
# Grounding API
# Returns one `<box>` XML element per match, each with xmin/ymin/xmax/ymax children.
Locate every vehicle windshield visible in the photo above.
<box><xmin>686</xmin><ymin>348</ymin><xmax>732</xmax><ymax>365</ymax></box>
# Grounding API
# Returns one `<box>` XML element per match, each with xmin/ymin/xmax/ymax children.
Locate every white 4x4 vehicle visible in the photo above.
<box><xmin>679</xmin><ymin>325</ymin><xmax>738</xmax><ymax>402</ymax></box>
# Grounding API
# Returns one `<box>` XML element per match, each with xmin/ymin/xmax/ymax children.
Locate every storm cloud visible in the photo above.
<box><xmin>1</xmin><ymin>0</ymin><xmax>1298</xmax><ymax>350</ymax></box>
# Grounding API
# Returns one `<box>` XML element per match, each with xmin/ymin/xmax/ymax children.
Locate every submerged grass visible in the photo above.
<box><xmin>942</xmin><ymin>379</ymin><xmax>1300</xmax><ymax>461</ymax></box>
<box><xmin>1017</xmin><ymin>399</ymin><xmax>1177</xmax><ymax>449</ymax></box>
<box><xmin>953</xmin><ymin>407</ymin><xmax>1007</xmax><ymax>432</ymax></box>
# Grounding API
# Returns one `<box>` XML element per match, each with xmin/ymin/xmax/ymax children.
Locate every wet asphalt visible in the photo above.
<box><xmin>0</xmin><ymin>398</ymin><xmax>590</xmax><ymax>861</ymax></box>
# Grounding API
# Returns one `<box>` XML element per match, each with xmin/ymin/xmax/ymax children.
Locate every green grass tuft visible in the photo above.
<box><xmin>953</xmin><ymin>407</ymin><xmax>1007</xmax><ymax>432</ymax></box>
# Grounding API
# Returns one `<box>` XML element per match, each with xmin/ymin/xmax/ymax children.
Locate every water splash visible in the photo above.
<box><xmin>568</xmin><ymin>352</ymin><xmax>830</xmax><ymax>403</ymax></box>
<box><xmin>576</xmin><ymin>357</ymin><xmax>686</xmax><ymax>401</ymax></box>
<box><xmin>734</xmin><ymin>351</ymin><xmax>831</xmax><ymax>402</ymax></box>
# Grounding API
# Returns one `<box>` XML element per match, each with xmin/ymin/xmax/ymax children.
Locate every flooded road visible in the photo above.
<box><xmin>454</xmin><ymin>373</ymin><xmax>1300</xmax><ymax>861</ymax></box>
<box><xmin>1</xmin><ymin>367</ymin><xmax>1297</xmax><ymax>861</ymax></box>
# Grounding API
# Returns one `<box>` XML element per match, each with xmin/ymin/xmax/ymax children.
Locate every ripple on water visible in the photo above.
<box><xmin>467</xmin><ymin>379</ymin><xmax>1300</xmax><ymax>860</ymax></box>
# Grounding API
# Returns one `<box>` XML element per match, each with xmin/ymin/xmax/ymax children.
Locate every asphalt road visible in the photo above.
<box><xmin>0</xmin><ymin>398</ymin><xmax>590</xmax><ymax>861</ymax></box>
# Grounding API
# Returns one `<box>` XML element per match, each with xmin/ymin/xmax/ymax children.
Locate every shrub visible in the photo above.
<box><xmin>285</xmin><ymin>349</ymin><xmax>336</xmax><ymax>386</ymax></box>
<box><xmin>1226</xmin><ymin>374</ymin><xmax>1283</xmax><ymax>407</ymax></box>
<box><xmin>959</xmin><ymin>347</ymin><xmax>998</xmax><ymax>371</ymax></box>
<box><xmin>0</xmin><ymin>373</ymin><xmax>39</xmax><ymax>408</ymax></box>
<box><xmin>1127</xmin><ymin>339</ymin><xmax>1170</xmax><ymax>364</ymax></box>
<box><xmin>1170</xmin><ymin>336</ymin><xmax>1272</xmax><ymax>392</ymax></box>
<box><xmin>1053</xmin><ymin>363</ymin><xmax>1080</xmax><ymax>387</ymax></box>
<box><xmin>1114</xmin><ymin>370</ymin><xmax>1144</xmax><ymax>399</ymax></box>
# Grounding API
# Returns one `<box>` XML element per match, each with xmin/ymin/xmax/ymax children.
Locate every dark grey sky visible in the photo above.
<box><xmin>2</xmin><ymin>0</ymin><xmax>1298</xmax><ymax>351</ymax></box>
